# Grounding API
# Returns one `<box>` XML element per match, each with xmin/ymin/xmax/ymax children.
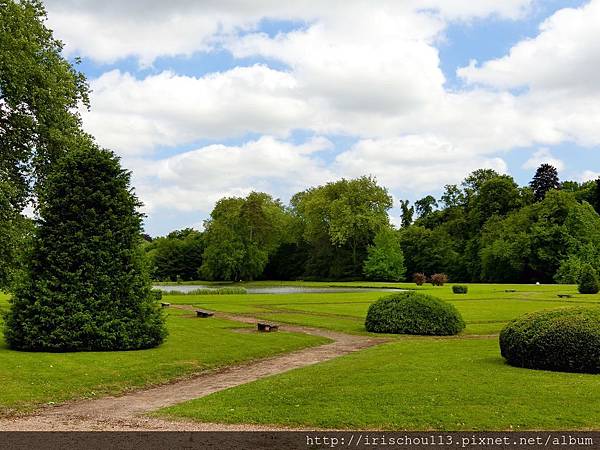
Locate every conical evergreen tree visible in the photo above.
<box><xmin>4</xmin><ymin>144</ymin><xmax>167</xmax><ymax>351</ymax></box>
<box><xmin>578</xmin><ymin>264</ymin><xmax>600</xmax><ymax>295</ymax></box>
<box><xmin>530</xmin><ymin>163</ymin><xmax>560</xmax><ymax>201</ymax></box>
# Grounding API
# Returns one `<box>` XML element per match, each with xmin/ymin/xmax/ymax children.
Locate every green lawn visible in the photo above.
<box><xmin>165</xmin><ymin>283</ymin><xmax>600</xmax><ymax>335</ymax></box>
<box><xmin>0</xmin><ymin>299</ymin><xmax>327</xmax><ymax>416</ymax></box>
<box><xmin>153</xmin><ymin>283</ymin><xmax>600</xmax><ymax>430</ymax></box>
<box><xmin>160</xmin><ymin>337</ymin><xmax>600</xmax><ymax>430</ymax></box>
<box><xmin>3</xmin><ymin>283</ymin><xmax>600</xmax><ymax>429</ymax></box>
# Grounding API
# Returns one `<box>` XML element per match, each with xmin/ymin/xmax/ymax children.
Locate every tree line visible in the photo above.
<box><xmin>146</xmin><ymin>165</ymin><xmax>600</xmax><ymax>284</ymax></box>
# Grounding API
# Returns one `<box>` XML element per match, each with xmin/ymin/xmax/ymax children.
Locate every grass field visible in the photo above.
<box><xmin>162</xmin><ymin>283</ymin><xmax>600</xmax><ymax>335</ymax></box>
<box><xmin>154</xmin><ymin>282</ymin><xmax>600</xmax><ymax>430</ymax></box>
<box><xmin>161</xmin><ymin>338</ymin><xmax>600</xmax><ymax>430</ymax></box>
<box><xmin>3</xmin><ymin>283</ymin><xmax>600</xmax><ymax>429</ymax></box>
<box><xmin>0</xmin><ymin>294</ymin><xmax>327</xmax><ymax>416</ymax></box>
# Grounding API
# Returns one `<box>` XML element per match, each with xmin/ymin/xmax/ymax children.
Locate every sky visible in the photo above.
<box><xmin>41</xmin><ymin>0</ymin><xmax>600</xmax><ymax>236</ymax></box>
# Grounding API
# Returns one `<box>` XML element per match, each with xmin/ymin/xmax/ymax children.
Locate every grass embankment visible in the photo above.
<box><xmin>0</xmin><ymin>294</ymin><xmax>327</xmax><ymax>416</ymax></box>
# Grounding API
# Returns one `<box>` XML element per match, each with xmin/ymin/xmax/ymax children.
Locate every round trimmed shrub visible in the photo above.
<box><xmin>452</xmin><ymin>285</ymin><xmax>468</xmax><ymax>294</ymax></box>
<box><xmin>500</xmin><ymin>307</ymin><xmax>600</xmax><ymax>373</ymax></box>
<box><xmin>578</xmin><ymin>264</ymin><xmax>599</xmax><ymax>294</ymax></box>
<box><xmin>365</xmin><ymin>292</ymin><xmax>465</xmax><ymax>335</ymax></box>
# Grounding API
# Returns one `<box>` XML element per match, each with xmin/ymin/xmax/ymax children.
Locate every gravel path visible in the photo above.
<box><xmin>0</xmin><ymin>306</ymin><xmax>386</xmax><ymax>431</ymax></box>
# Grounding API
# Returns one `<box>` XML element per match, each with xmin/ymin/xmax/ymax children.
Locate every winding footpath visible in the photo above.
<box><xmin>0</xmin><ymin>306</ymin><xmax>387</xmax><ymax>431</ymax></box>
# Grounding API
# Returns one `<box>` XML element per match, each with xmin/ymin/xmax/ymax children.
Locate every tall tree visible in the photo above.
<box><xmin>0</xmin><ymin>180</ymin><xmax>20</xmax><ymax>288</ymax></box>
<box><xmin>1</xmin><ymin>0</ymin><xmax>91</xmax><ymax>284</ymax></box>
<box><xmin>462</xmin><ymin>169</ymin><xmax>500</xmax><ymax>199</ymax></box>
<box><xmin>470</xmin><ymin>175</ymin><xmax>522</xmax><ymax>224</ymax></box>
<box><xmin>291</xmin><ymin>176</ymin><xmax>392</xmax><ymax>277</ymax></box>
<box><xmin>4</xmin><ymin>145</ymin><xmax>167</xmax><ymax>351</ymax></box>
<box><xmin>200</xmin><ymin>192</ymin><xmax>288</xmax><ymax>281</ymax></box>
<box><xmin>399</xmin><ymin>200</ymin><xmax>414</xmax><ymax>228</ymax></box>
<box><xmin>530</xmin><ymin>163</ymin><xmax>560</xmax><ymax>201</ymax></box>
<box><xmin>146</xmin><ymin>229</ymin><xmax>204</xmax><ymax>281</ymax></box>
<box><xmin>363</xmin><ymin>228</ymin><xmax>406</xmax><ymax>281</ymax></box>
<box><xmin>0</xmin><ymin>0</ymin><xmax>90</xmax><ymax>204</ymax></box>
<box><xmin>440</xmin><ymin>184</ymin><xmax>465</xmax><ymax>209</ymax></box>
<box><xmin>593</xmin><ymin>178</ymin><xmax>600</xmax><ymax>214</ymax></box>
<box><xmin>415</xmin><ymin>195</ymin><xmax>437</xmax><ymax>218</ymax></box>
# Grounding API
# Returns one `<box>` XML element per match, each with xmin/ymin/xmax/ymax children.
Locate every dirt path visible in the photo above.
<box><xmin>0</xmin><ymin>306</ymin><xmax>386</xmax><ymax>431</ymax></box>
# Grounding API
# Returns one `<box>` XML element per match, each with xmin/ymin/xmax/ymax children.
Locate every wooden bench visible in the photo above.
<box><xmin>161</xmin><ymin>302</ymin><xmax>171</xmax><ymax>308</ymax></box>
<box><xmin>557</xmin><ymin>294</ymin><xmax>573</xmax><ymax>298</ymax></box>
<box><xmin>196</xmin><ymin>309</ymin><xmax>214</xmax><ymax>318</ymax></box>
<box><xmin>257</xmin><ymin>322</ymin><xmax>279</xmax><ymax>332</ymax></box>
<box><xmin>504</xmin><ymin>289</ymin><xmax>516</xmax><ymax>293</ymax></box>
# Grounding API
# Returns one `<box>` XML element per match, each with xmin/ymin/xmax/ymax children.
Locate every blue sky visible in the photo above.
<box><xmin>42</xmin><ymin>0</ymin><xmax>600</xmax><ymax>235</ymax></box>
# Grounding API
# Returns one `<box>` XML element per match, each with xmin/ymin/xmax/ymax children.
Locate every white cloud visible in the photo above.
<box><xmin>335</xmin><ymin>135</ymin><xmax>508</xmax><ymax>193</ymax></box>
<box><xmin>43</xmin><ymin>0</ymin><xmax>534</xmax><ymax>65</ymax></box>
<box><xmin>522</xmin><ymin>148</ymin><xmax>565</xmax><ymax>171</ymax></box>
<box><xmin>457</xmin><ymin>1</ymin><xmax>600</xmax><ymax>92</ymax></box>
<box><xmin>581</xmin><ymin>170</ymin><xmax>600</xmax><ymax>182</ymax></box>
<box><xmin>83</xmin><ymin>66</ymin><xmax>310</xmax><ymax>154</ymax></box>
<box><xmin>415</xmin><ymin>0</ymin><xmax>533</xmax><ymax>20</ymax></box>
<box><xmin>36</xmin><ymin>0</ymin><xmax>600</xmax><ymax>233</ymax></box>
<box><xmin>134</xmin><ymin>136</ymin><xmax>335</xmax><ymax>213</ymax></box>
<box><xmin>456</xmin><ymin>0</ymin><xmax>600</xmax><ymax>148</ymax></box>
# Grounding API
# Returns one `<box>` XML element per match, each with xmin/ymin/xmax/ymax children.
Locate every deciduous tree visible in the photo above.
<box><xmin>363</xmin><ymin>228</ymin><xmax>406</xmax><ymax>281</ymax></box>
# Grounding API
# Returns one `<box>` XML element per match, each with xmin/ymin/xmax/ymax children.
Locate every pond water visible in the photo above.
<box><xmin>152</xmin><ymin>285</ymin><xmax>404</xmax><ymax>294</ymax></box>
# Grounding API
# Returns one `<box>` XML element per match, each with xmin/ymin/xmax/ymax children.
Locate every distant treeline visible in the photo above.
<box><xmin>143</xmin><ymin>165</ymin><xmax>600</xmax><ymax>284</ymax></box>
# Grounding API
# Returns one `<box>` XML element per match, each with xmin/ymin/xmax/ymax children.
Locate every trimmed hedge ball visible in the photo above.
<box><xmin>500</xmin><ymin>307</ymin><xmax>600</xmax><ymax>373</ymax></box>
<box><xmin>365</xmin><ymin>292</ymin><xmax>465</xmax><ymax>335</ymax></box>
<box><xmin>452</xmin><ymin>285</ymin><xmax>468</xmax><ymax>294</ymax></box>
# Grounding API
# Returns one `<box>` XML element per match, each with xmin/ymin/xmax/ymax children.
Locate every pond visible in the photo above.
<box><xmin>152</xmin><ymin>285</ymin><xmax>404</xmax><ymax>294</ymax></box>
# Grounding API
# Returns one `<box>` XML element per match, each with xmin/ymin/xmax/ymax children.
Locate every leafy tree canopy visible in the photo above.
<box><xmin>200</xmin><ymin>192</ymin><xmax>288</xmax><ymax>281</ymax></box>
<box><xmin>0</xmin><ymin>0</ymin><xmax>90</xmax><ymax>207</ymax></box>
<box><xmin>363</xmin><ymin>228</ymin><xmax>406</xmax><ymax>281</ymax></box>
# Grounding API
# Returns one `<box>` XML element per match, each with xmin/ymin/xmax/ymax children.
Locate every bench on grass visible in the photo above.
<box><xmin>504</xmin><ymin>289</ymin><xmax>516</xmax><ymax>293</ymax></box>
<box><xmin>161</xmin><ymin>302</ymin><xmax>171</xmax><ymax>308</ymax></box>
<box><xmin>196</xmin><ymin>309</ymin><xmax>214</xmax><ymax>318</ymax></box>
<box><xmin>257</xmin><ymin>322</ymin><xmax>279</xmax><ymax>332</ymax></box>
<box><xmin>557</xmin><ymin>294</ymin><xmax>573</xmax><ymax>298</ymax></box>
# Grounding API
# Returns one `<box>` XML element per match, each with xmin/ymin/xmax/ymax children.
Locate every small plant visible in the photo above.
<box><xmin>578</xmin><ymin>264</ymin><xmax>599</xmax><ymax>294</ymax></box>
<box><xmin>413</xmin><ymin>272</ymin><xmax>427</xmax><ymax>286</ymax></box>
<box><xmin>430</xmin><ymin>273</ymin><xmax>448</xmax><ymax>286</ymax></box>
<box><xmin>500</xmin><ymin>307</ymin><xmax>600</xmax><ymax>373</ymax></box>
<box><xmin>365</xmin><ymin>292</ymin><xmax>465</xmax><ymax>335</ymax></box>
<box><xmin>452</xmin><ymin>285</ymin><xmax>468</xmax><ymax>294</ymax></box>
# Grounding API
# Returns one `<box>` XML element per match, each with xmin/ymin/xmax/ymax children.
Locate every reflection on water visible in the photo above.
<box><xmin>152</xmin><ymin>285</ymin><xmax>403</xmax><ymax>294</ymax></box>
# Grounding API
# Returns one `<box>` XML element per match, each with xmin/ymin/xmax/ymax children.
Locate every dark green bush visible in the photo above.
<box><xmin>578</xmin><ymin>264</ymin><xmax>599</xmax><ymax>294</ymax></box>
<box><xmin>3</xmin><ymin>145</ymin><xmax>167</xmax><ymax>351</ymax></box>
<box><xmin>365</xmin><ymin>292</ymin><xmax>465</xmax><ymax>335</ymax></box>
<box><xmin>500</xmin><ymin>307</ymin><xmax>600</xmax><ymax>373</ymax></box>
<box><xmin>452</xmin><ymin>285</ymin><xmax>468</xmax><ymax>294</ymax></box>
